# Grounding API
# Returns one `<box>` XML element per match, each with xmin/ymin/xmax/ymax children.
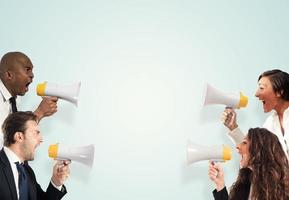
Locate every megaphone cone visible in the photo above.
<box><xmin>187</xmin><ymin>140</ymin><xmax>232</xmax><ymax>165</ymax></box>
<box><xmin>48</xmin><ymin>143</ymin><xmax>95</xmax><ymax>168</ymax></box>
<box><xmin>36</xmin><ymin>82</ymin><xmax>81</xmax><ymax>106</ymax></box>
<box><xmin>203</xmin><ymin>83</ymin><xmax>248</xmax><ymax>109</ymax></box>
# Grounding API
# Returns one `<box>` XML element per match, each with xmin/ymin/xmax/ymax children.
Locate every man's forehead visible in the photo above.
<box><xmin>25</xmin><ymin>120</ymin><xmax>39</xmax><ymax>129</ymax></box>
<box><xmin>13</xmin><ymin>55</ymin><xmax>33</xmax><ymax>68</ymax></box>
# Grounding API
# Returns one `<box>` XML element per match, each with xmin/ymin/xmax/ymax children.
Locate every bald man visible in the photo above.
<box><xmin>0</xmin><ymin>52</ymin><xmax>58</xmax><ymax>147</ymax></box>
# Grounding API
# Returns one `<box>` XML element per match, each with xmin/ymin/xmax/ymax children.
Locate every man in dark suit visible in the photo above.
<box><xmin>0</xmin><ymin>111</ymin><xmax>70</xmax><ymax>200</ymax></box>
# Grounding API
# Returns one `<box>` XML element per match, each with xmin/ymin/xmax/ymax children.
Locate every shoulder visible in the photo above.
<box><xmin>0</xmin><ymin>148</ymin><xmax>9</xmax><ymax>165</ymax></box>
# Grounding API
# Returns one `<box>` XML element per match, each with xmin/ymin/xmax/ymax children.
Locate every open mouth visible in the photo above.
<box><xmin>258</xmin><ymin>98</ymin><xmax>265</xmax><ymax>105</ymax></box>
<box><xmin>240</xmin><ymin>155</ymin><xmax>248</xmax><ymax>167</ymax></box>
<box><xmin>25</xmin><ymin>82</ymin><xmax>32</xmax><ymax>91</ymax></box>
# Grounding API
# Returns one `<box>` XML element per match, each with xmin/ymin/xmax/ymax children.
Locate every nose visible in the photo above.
<box><xmin>236</xmin><ymin>143</ymin><xmax>241</xmax><ymax>152</ymax></box>
<box><xmin>39</xmin><ymin>134</ymin><xmax>43</xmax><ymax>143</ymax></box>
<box><xmin>255</xmin><ymin>89</ymin><xmax>259</xmax><ymax>98</ymax></box>
<box><xmin>30</xmin><ymin>71</ymin><xmax>34</xmax><ymax>79</ymax></box>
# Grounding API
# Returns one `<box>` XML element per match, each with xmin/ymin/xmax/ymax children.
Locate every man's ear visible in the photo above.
<box><xmin>14</xmin><ymin>132</ymin><xmax>24</xmax><ymax>142</ymax></box>
<box><xmin>5</xmin><ymin>70</ymin><xmax>14</xmax><ymax>80</ymax></box>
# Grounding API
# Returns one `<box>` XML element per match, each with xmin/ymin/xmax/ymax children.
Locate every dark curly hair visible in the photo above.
<box><xmin>229</xmin><ymin>128</ymin><xmax>289</xmax><ymax>200</ymax></box>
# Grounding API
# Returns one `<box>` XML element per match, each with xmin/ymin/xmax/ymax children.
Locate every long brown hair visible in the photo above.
<box><xmin>229</xmin><ymin>128</ymin><xmax>289</xmax><ymax>200</ymax></box>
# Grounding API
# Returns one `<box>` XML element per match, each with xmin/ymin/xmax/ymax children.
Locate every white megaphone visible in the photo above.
<box><xmin>48</xmin><ymin>143</ymin><xmax>95</xmax><ymax>168</ymax></box>
<box><xmin>36</xmin><ymin>82</ymin><xmax>81</xmax><ymax>106</ymax></box>
<box><xmin>203</xmin><ymin>83</ymin><xmax>248</xmax><ymax>109</ymax></box>
<box><xmin>187</xmin><ymin>141</ymin><xmax>232</xmax><ymax>165</ymax></box>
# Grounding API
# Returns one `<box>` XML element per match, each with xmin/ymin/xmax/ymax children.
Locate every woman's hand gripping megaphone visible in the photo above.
<box><xmin>208</xmin><ymin>161</ymin><xmax>225</xmax><ymax>191</ymax></box>
<box><xmin>222</xmin><ymin>107</ymin><xmax>238</xmax><ymax>131</ymax></box>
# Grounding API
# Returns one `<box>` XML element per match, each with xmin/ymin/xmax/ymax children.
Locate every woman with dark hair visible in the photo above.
<box><xmin>223</xmin><ymin>69</ymin><xmax>289</xmax><ymax>156</ymax></box>
<box><xmin>209</xmin><ymin>128</ymin><xmax>289</xmax><ymax>200</ymax></box>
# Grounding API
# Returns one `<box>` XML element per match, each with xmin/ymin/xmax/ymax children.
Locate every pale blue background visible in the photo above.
<box><xmin>1</xmin><ymin>1</ymin><xmax>289</xmax><ymax>199</ymax></box>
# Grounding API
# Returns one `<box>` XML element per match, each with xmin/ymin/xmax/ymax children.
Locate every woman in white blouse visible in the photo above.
<box><xmin>223</xmin><ymin>69</ymin><xmax>289</xmax><ymax>156</ymax></box>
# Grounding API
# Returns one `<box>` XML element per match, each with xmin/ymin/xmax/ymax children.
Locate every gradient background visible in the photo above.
<box><xmin>1</xmin><ymin>1</ymin><xmax>289</xmax><ymax>199</ymax></box>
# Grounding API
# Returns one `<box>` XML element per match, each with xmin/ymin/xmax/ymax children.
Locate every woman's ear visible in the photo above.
<box><xmin>276</xmin><ymin>90</ymin><xmax>284</xmax><ymax>98</ymax></box>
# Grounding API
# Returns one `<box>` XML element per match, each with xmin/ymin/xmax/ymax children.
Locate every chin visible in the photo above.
<box><xmin>263</xmin><ymin>106</ymin><xmax>272</xmax><ymax>113</ymax></box>
<box><xmin>240</xmin><ymin>164</ymin><xmax>248</xmax><ymax>168</ymax></box>
<box><xmin>18</xmin><ymin>92</ymin><xmax>26</xmax><ymax>96</ymax></box>
<box><xmin>28</xmin><ymin>153</ymin><xmax>35</xmax><ymax>161</ymax></box>
<box><xmin>29</xmin><ymin>157</ymin><xmax>35</xmax><ymax>161</ymax></box>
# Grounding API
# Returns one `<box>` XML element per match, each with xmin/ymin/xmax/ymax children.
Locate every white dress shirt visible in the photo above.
<box><xmin>228</xmin><ymin>107</ymin><xmax>289</xmax><ymax>157</ymax></box>
<box><xmin>0</xmin><ymin>79</ymin><xmax>20</xmax><ymax>148</ymax></box>
<box><xmin>263</xmin><ymin>107</ymin><xmax>289</xmax><ymax>156</ymax></box>
<box><xmin>3</xmin><ymin>147</ymin><xmax>23</xmax><ymax>200</ymax></box>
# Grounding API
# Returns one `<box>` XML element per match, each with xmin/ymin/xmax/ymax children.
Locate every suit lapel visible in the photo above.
<box><xmin>0</xmin><ymin>148</ymin><xmax>18</xmax><ymax>200</ymax></box>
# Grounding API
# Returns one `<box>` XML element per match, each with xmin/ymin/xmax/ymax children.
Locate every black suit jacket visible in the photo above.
<box><xmin>0</xmin><ymin>148</ymin><xmax>67</xmax><ymax>200</ymax></box>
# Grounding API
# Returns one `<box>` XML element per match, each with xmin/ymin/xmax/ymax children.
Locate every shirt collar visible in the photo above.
<box><xmin>0</xmin><ymin>79</ymin><xmax>13</xmax><ymax>102</ymax></box>
<box><xmin>271</xmin><ymin>109</ymin><xmax>277</xmax><ymax>116</ymax></box>
<box><xmin>3</xmin><ymin>146</ymin><xmax>22</xmax><ymax>164</ymax></box>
